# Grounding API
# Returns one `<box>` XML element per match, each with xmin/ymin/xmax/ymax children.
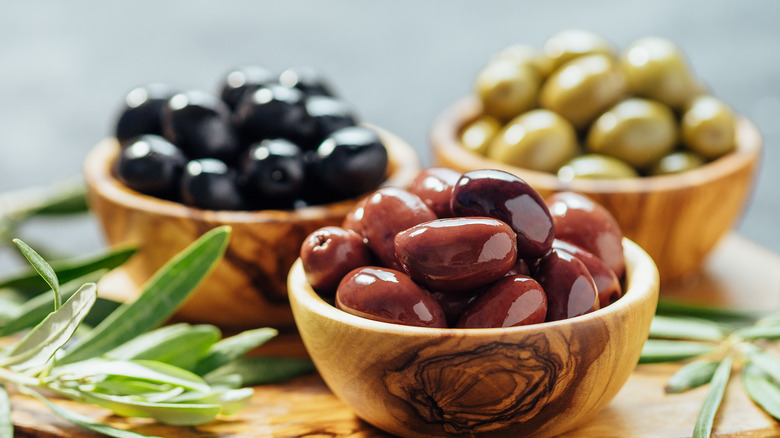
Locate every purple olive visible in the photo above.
<box><xmin>553</xmin><ymin>239</ymin><xmax>622</xmax><ymax>309</ymax></box>
<box><xmin>546</xmin><ymin>191</ymin><xmax>625</xmax><ymax>278</ymax></box>
<box><xmin>394</xmin><ymin>217</ymin><xmax>517</xmax><ymax>292</ymax></box>
<box><xmin>535</xmin><ymin>248</ymin><xmax>599</xmax><ymax>322</ymax></box>
<box><xmin>506</xmin><ymin>258</ymin><xmax>532</xmax><ymax>277</ymax></box>
<box><xmin>361</xmin><ymin>188</ymin><xmax>437</xmax><ymax>270</ymax></box>
<box><xmin>408</xmin><ymin>167</ymin><xmax>462</xmax><ymax>218</ymax></box>
<box><xmin>451</xmin><ymin>169</ymin><xmax>554</xmax><ymax>259</ymax></box>
<box><xmin>457</xmin><ymin>275</ymin><xmax>547</xmax><ymax>328</ymax></box>
<box><xmin>336</xmin><ymin>267</ymin><xmax>447</xmax><ymax>328</ymax></box>
<box><xmin>341</xmin><ymin>197</ymin><xmax>368</xmax><ymax>237</ymax></box>
<box><xmin>431</xmin><ymin>289</ymin><xmax>484</xmax><ymax>328</ymax></box>
<box><xmin>300</xmin><ymin>227</ymin><xmax>372</xmax><ymax>297</ymax></box>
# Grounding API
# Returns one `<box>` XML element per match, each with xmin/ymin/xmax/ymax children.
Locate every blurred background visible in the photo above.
<box><xmin>1</xmin><ymin>0</ymin><xmax>778</xmax><ymax>271</ymax></box>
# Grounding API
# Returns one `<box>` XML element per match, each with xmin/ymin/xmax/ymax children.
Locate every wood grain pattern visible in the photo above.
<box><xmin>7</xmin><ymin>235</ymin><xmax>780</xmax><ymax>437</ymax></box>
<box><xmin>287</xmin><ymin>239</ymin><xmax>659</xmax><ymax>438</ymax></box>
<box><xmin>82</xmin><ymin>126</ymin><xmax>420</xmax><ymax>331</ymax></box>
<box><xmin>429</xmin><ymin>97</ymin><xmax>762</xmax><ymax>284</ymax></box>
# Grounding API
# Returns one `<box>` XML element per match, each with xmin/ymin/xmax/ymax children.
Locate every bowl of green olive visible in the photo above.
<box><xmin>431</xmin><ymin>30</ymin><xmax>761</xmax><ymax>284</ymax></box>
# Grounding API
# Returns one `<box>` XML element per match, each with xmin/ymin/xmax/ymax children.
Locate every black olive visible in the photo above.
<box><xmin>180</xmin><ymin>158</ymin><xmax>245</xmax><ymax>210</ymax></box>
<box><xmin>114</xmin><ymin>135</ymin><xmax>187</xmax><ymax>200</ymax></box>
<box><xmin>114</xmin><ymin>83</ymin><xmax>176</xmax><ymax>142</ymax></box>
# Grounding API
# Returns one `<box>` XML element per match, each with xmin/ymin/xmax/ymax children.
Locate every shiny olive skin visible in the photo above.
<box><xmin>648</xmin><ymin>150</ymin><xmax>706</xmax><ymax>176</ymax></box>
<box><xmin>542</xmin><ymin>29</ymin><xmax>615</xmax><ymax>71</ymax></box>
<box><xmin>487</xmin><ymin>109</ymin><xmax>578</xmax><ymax>173</ymax></box>
<box><xmin>431</xmin><ymin>289</ymin><xmax>484</xmax><ymax>328</ymax></box>
<box><xmin>162</xmin><ymin>90</ymin><xmax>240</xmax><ymax>163</ymax></box>
<box><xmin>456</xmin><ymin>275</ymin><xmax>547</xmax><ymax>328</ymax></box>
<box><xmin>681</xmin><ymin>95</ymin><xmax>737</xmax><ymax>159</ymax></box>
<box><xmin>451</xmin><ymin>169</ymin><xmax>554</xmax><ymax>259</ymax></box>
<box><xmin>342</xmin><ymin>197</ymin><xmax>368</xmax><ymax>237</ymax></box>
<box><xmin>300</xmin><ymin>226</ymin><xmax>372</xmax><ymax>297</ymax></box>
<box><xmin>218</xmin><ymin>65</ymin><xmax>276</xmax><ymax>111</ymax></box>
<box><xmin>279</xmin><ymin>67</ymin><xmax>336</xmax><ymax>97</ymax></box>
<box><xmin>336</xmin><ymin>267</ymin><xmax>447</xmax><ymax>328</ymax></box>
<box><xmin>114</xmin><ymin>135</ymin><xmax>187</xmax><ymax>200</ymax></box>
<box><xmin>115</xmin><ymin>83</ymin><xmax>176</xmax><ymax>142</ymax></box>
<box><xmin>586</xmin><ymin>98</ymin><xmax>678</xmax><ymax>170</ymax></box>
<box><xmin>475</xmin><ymin>59</ymin><xmax>541</xmax><ymax>121</ymax></box>
<box><xmin>362</xmin><ymin>188</ymin><xmax>437</xmax><ymax>270</ymax></box>
<box><xmin>460</xmin><ymin>115</ymin><xmax>501</xmax><ymax>156</ymax></box>
<box><xmin>553</xmin><ymin>239</ymin><xmax>622</xmax><ymax>309</ymax></box>
<box><xmin>493</xmin><ymin>43</ymin><xmax>553</xmax><ymax>78</ymax></box>
<box><xmin>546</xmin><ymin>191</ymin><xmax>625</xmax><ymax>278</ymax></box>
<box><xmin>315</xmin><ymin>126</ymin><xmax>389</xmax><ymax>199</ymax></box>
<box><xmin>240</xmin><ymin>139</ymin><xmax>305</xmax><ymax>209</ymax></box>
<box><xmin>305</xmin><ymin>96</ymin><xmax>358</xmax><ymax>145</ymax></box>
<box><xmin>539</xmin><ymin>54</ymin><xmax>627</xmax><ymax>130</ymax></box>
<box><xmin>394</xmin><ymin>217</ymin><xmax>518</xmax><ymax>292</ymax></box>
<box><xmin>535</xmin><ymin>248</ymin><xmax>599</xmax><ymax>322</ymax></box>
<box><xmin>232</xmin><ymin>84</ymin><xmax>317</xmax><ymax>147</ymax></box>
<box><xmin>180</xmin><ymin>158</ymin><xmax>245</xmax><ymax>210</ymax></box>
<box><xmin>506</xmin><ymin>258</ymin><xmax>532</xmax><ymax>277</ymax></box>
<box><xmin>557</xmin><ymin>154</ymin><xmax>639</xmax><ymax>181</ymax></box>
<box><xmin>408</xmin><ymin>167</ymin><xmax>462</xmax><ymax>218</ymax></box>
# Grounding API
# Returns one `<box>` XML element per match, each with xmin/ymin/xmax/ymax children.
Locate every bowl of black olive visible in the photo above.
<box><xmin>84</xmin><ymin>66</ymin><xmax>420</xmax><ymax>330</ymax></box>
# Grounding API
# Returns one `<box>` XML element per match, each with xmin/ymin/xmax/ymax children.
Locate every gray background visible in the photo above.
<box><xmin>0</xmin><ymin>1</ymin><xmax>778</xmax><ymax>269</ymax></box>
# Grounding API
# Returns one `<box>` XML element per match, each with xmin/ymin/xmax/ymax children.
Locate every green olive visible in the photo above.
<box><xmin>493</xmin><ymin>43</ymin><xmax>554</xmax><ymax>78</ymax></box>
<box><xmin>475</xmin><ymin>59</ymin><xmax>541</xmax><ymax>121</ymax></box>
<box><xmin>487</xmin><ymin>109</ymin><xmax>578</xmax><ymax>173</ymax></box>
<box><xmin>459</xmin><ymin>115</ymin><xmax>502</xmax><ymax>156</ymax></box>
<box><xmin>557</xmin><ymin>154</ymin><xmax>639</xmax><ymax>180</ymax></box>
<box><xmin>539</xmin><ymin>54</ymin><xmax>627</xmax><ymax>130</ymax></box>
<box><xmin>542</xmin><ymin>29</ymin><xmax>615</xmax><ymax>71</ymax></box>
<box><xmin>620</xmin><ymin>36</ymin><xmax>698</xmax><ymax>109</ymax></box>
<box><xmin>681</xmin><ymin>95</ymin><xmax>737</xmax><ymax>159</ymax></box>
<box><xmin>586</xmin><ymin>98</ymin><xmax>678</xmax><ymax>169</ymax></box>
<box><xmin>648</xmin><ymin>150</ymin><xmax>706</xmax><ymax>176</ymax></box>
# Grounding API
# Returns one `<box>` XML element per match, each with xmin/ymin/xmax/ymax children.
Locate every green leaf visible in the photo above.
<box><xmin>88</xmin><ymin>380</ymin><xmax>177</xmax><ymax>398</ymax></box>
<box><xmin>59</xmin><ymin>227</ymin><xmax>230</xmax><ymax>364</ymax></box>
<box><xmin>0</xmin><ymin>297</ymin><xmax>21</xmax><ymax>326</ymax></box>
<box><xmin>0</xmin><ymin>384</ymin><xmax>11</xmax><ymax>438</ymax></box>
<box><xmin>105</xmin><ymin>324</ymin><xmax>221</xmax><ymax>370</ymax></box>
<box><xmin>665</xmin><ymin>359</ymin><xmax>720</xmax><ymax>394</ymax></box>
<box><xmin>13</xmin><ymin>239</ymin><xmax>60</xmax><ymax>310</ymax></box>
<box><xmin>0</xmin><ymin>245</ymin><xmax>137</xmax><ymax>296</ymax></box>
<box><xmin>18</xmin><ymin>386</ymin><xmax>160</xmax><ymax>438</ymax></box>
<box><xmin>192</xmin><ymin>327</ymin><xmax>277</xmax><ymax>375</ymax></box>
<box><xmin>639</xmin><ymin>339</ymin><xmax>717</xmax><ymax>364</ymax></box>
<box><xmin>76</xmin><ymin>391</ymin><xmax>222</xmax><ymax>426</ymax></box>
<box><xmin>82</xmin><ymin>296</ymin><xmax>122</xmax><ymax>328</ymax></box>
<box><xmin>744</xmin><ymin>348</ymin><xmax>780</xmax><ymax>385</ymax></box>
<box><xmin>52</xmin><ymin>359</ymin><xmax>210</xmax><ymax>393</ymax></box>
<box><xmin>734</xmin><ymin>325</ymin><xmax>780</xmax><ymax>340</ymax></box>
<box><xmin>0</xmin><ymin>284</ymin><xmax>97</xmax><ymax>371</ymax></box>
<box><xmin>693</xmin><ymin>356</ymin><xmax>732</xmax><ymax>438</ymax></box>
<box><xmin>655</xmin><ymin>299</ymin><xmax>762</xmax><ymax>322</ymax></box>
<box><xmin>0</xmin><ymin>271</ymin><xmax>106</xmax><ymax>337</ymax></box>
<box><xmin>649</xmin><ymin>315</ymin><xmax>727</xmax><ymax>342</ymax></box>
<box><xmin>742</xmin><ymin>365</ymin><xmax>780</xmax><ymax>420</ymax></box>
<box><xmin>204</xmin><ymin>356</ymin><xmax>315</xmax><ymax>386</ymax></box>
<box><xmin>169</xmin><ymin>387</ymin><xmax>253</xmax><ymax>415</ymax></box>
<box><xmin>756</xmin><ymin>313</ymin><xmax>780</xmax><ymax>326</ymax></box>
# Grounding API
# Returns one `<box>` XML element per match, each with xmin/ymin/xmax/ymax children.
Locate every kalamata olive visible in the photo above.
<box><xmin>487</xmin><ymin>109</ymin><xmax>578</xmax><ymax>173</ymax></box>
<box><xmin>546</xmin><ymin>191</ymin><xmax>625</xmax><ymax>278</ymax></box>
<box><xmin>395</xmin><ymin>217</ymin><xmax>517</xmax><ymax>292</ymax></box>
<box><xmin>408</xmin><ymin>167</ymin><xmax>462</xmax><ymax>218</ymax></box>
<box><xmin>115</xmin><ymin>83</ymin><xmax>176</xmax><ymax>142</ymax></box>
<box><xmin>218</xmin><ymin>65</ymin><xmax>276</xmax><ymax>111</ymax></box>
<box><xmin>506</xmin><ymin>258</ymin><xmax>532</xmax><ymax>277</ymax></box>
<box><xmin>681</xmin><ymin>95</ymin><xmax>737</xmax><ymax>159</ymax></box>
<box><xmin>336</xmin><ymin>267</ymin><xmax>447</xmax><ymax>328</ymax></box>
<box><xmin>362</xmin><ymin>188</ymin><xmax>437</xmax><ymax>270</ymax></box>
<box><xmin>431</xmin><ymin>289</ymin><xmax>483</xmax><ymax>328</ymax></box>
<box><xmin>542</xmin><ymin>29</ymin><xmax>615</xmax><ymax>71</ymax></box>
<box><xmin>475</xmin><ymin>59</ymin><xmax>541</xmax><ymax>121</ymax></box>
<box><xmin>553</xmin><ymin>239</ymin><xmax>622</xmax><ymax>308</ymax></box>
<box><xmin>456</xmin><ymin>275</ymin><xmax>547</xmax><ymax>328</ymax></box>
<box><xmin>300</xmin><ymin>226</ymin><xmax>372</xmax><ymax>297</ymax></box>
<box><xmin>451</xmin><ymin>169</ymin><xmax>554</xmax><ymax>259</ymax></box>
<box><xmin>459</xmin><ymin>115</ymin><xmax>501</xmax><ymax>156</ymax></box>
<box><xmin>557</xmin><ymin>154</ymin><xmax>639</xmax><ymax>181</ymax></box>
<box><xmin>648</xmin><ymin>150</ymin><xmax>706</xmax><ymax>176</ymax></box>
<box><xmin>535</xmin><ymin>248</ymin><xmax>599</xmax><ymax>321</ymax></box>
<box><xmin>114</xmin><ymin>135</ymin><xmax>187</xmax><ymax>200</ymax></box>
<box><xmin>341</xmin><ymin>197</ymin><xmax>368</xmax><ymax>237</ymax></box>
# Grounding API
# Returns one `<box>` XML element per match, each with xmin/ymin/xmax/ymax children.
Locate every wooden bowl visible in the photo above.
<box><xmin>431</xmin><ymin>97</ymin><xmax>761</xmax><ymax>284</ymax></box>
<box><xmin>288</xmin><ymin>238</ymin><xmax>658</xmax><ymax>438</ymax></box>
<box><xmin>83</xmin><ymin>126</ymin><xmax>420</xmax><ymax>330</ymax></box>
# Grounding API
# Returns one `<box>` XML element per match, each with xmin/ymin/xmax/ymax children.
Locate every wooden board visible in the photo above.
<box><xmin>8</xmin><ymin>233</ymin><xmax>780</xmax><ymax>437</ymax></box>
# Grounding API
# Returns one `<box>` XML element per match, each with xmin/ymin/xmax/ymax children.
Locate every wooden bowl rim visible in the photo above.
<box><xmin>83</xmin><ymin>124</ymin><xmax>420</xmax><ymax>224</ymax></box>
<box><xmin>430</xmin><ymin>96</ymin><xmax>762</xmax><ymax>194</ymax></box>
<box><xmin>288</xmin><ymin>238</ymin><xmax>659</xmax><ymax>338</ymax></box>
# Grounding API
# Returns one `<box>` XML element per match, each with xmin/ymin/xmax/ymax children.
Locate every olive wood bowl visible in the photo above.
<box><xmin>288</xmin><ymin>238</ymin><xmax>659</xmax><ymax>438</ymax></box>
<box><xmin>431</xmin><ymin>97</ymin><xmax>761</xmax><ymax>284</ymax></box>
<box><xmin>83</xmin><ymin>126</ymin><xmax>420</xmax><ymax>330</ymax></box>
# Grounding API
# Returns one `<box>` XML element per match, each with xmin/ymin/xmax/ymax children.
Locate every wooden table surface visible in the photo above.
<box><xmin>8</xmin><ymin>234</ymin><xmax>780</xmax><ymax>437</ymax></box>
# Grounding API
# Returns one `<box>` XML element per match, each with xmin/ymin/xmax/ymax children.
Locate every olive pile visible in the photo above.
<box><xmin>300</xmin><ymin>168</ymin><xmax>625</xmax><ymax>329</ymax></box>
<box><xmin>462</xmin><ymin>30</ymin><xmax>738</xmax><ymax>179</ymax></box>
<box><xmin>112</xmin><ymin>66</ymin><xmax>388</xmax><ymax>210</ymax></box>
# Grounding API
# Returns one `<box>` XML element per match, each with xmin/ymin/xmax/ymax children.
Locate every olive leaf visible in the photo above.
<box><xmin>639</xmin><ymin>339</ymin><xmax>717</xmax><ymax>364</ymax></box>
<box><xmin>104</xmin><ymin>324</ymin><xmax>221</xmax><ymax>370</ymax></box>
<box><xmin>743</xmin><ymin>348</ymin><xmax>780</xmax><ymax>385</ymax></box>
<box><xmin>665</xmin><ymin>359</ymin><xmax>720</xmax><ymax>394</ymax></box>
<box><xmin>649</xmin><ymin>315</ymin><xmax>726</xmax><ymax>342</ymax></box>
<box><xmin>733</xmin><ymin>325</ymin><xmax>780</xmax><ymax>340</ymax></box>
<box><xmin>192</xmin><ymin>327</ymin><xmax>278</xmax><ymax>375</ymax></box>
<box><xmin>204</xmin><ymin>356</ymin><xmax>315</xmax><ymax>386</ymax></box>
<box><xmin>167</xmin><ymin>386</ymin><xmax>253</xmax><ymax>416</ymax></box>
<box><xmin>742</xmin><ymin>365</ymin><xmax>780</xmax><ymax>420</ymax></box>
<box><xmin>12</xmin><ymin>239</ymin><xmax>61</xmax><ymax>310</ymax></box>
<box><xmin>0</xmin><ymin>384</ymin><xmax>11</xmax><ymax>438</ymax></box>
<box><xmin>756</xmin><ymin>313</ymin><xmax>780</xmax><ymax>326</ymax></box>
<box><xmin>73</xmin><ymin>391</ymin><xmax>222</xmax><ymax>426</ymax></box>
<box><xmin>0</xmin><ymin>298</ymin><xmax>21</xmax><ymax>327</ymax></box>
<box><xmin>60</xmin><ymin>226</ymin><xmax>230</xmax><ymax>364</ymax></box>
<box><xmin>655</xmin><ymin>299</ymin><xmax>762</xmax><ymax>323</ymax></box>
<box><xmin>52</xmin><ymin>359</ymin><xmax>211</xmax><ymax>393</ymax></box>
<box><xmin>693</xmin><ymin>356</ymin><xmax>732</xmax><ymax>438</ymax></box>
<box><xmin>0</xmin><ymin>283</ymin><xmax>97</xmax><ymax>371</ymax></box>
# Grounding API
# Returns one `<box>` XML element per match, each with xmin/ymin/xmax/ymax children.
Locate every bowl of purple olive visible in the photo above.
<box><xmin>83</xmin><ymin>66</ymin><xmax>420</xmax><ymax>330</ymax></box>
<box><xmin>288</xmin><ymin>168</ymin><xmax>659</xmax><ymax>438</ymax></box>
